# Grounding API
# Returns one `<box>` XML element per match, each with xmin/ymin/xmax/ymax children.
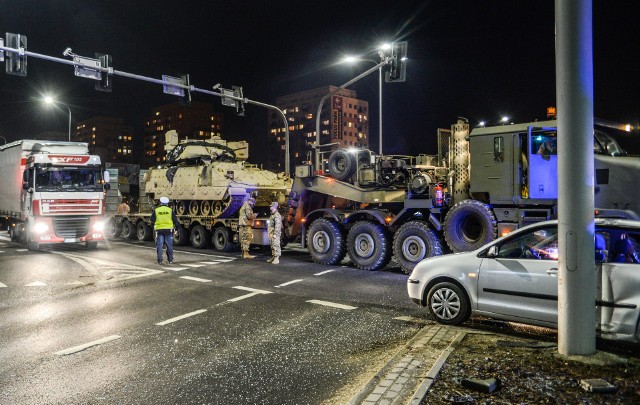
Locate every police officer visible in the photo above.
<box><xmin>238</xmin><ymin>197</ymin><xmax>256</xmax><ymax>259</ymax></box>
<box><xmin>267</xmin><ymin>201</ymin><xmax>283</xmax><ymax>264</ymax></box>
<box><xmin>151</xmin><ymin>196</ymin><xmax>179</xmax><ymax>265</ymax></box>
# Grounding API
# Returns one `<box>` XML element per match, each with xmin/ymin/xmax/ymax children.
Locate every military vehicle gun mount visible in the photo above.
<box><xmin>144</xmin><ymin>130</ymin><xmax>292</xmax><ymax>218</ymax></box>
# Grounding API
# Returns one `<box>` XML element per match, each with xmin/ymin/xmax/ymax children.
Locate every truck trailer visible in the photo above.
<box><xmin>283</xmin><ymin>118</ymin><xmax>640</xmax><ymax>273</ymax></box>
<box><xmin>0</xmin><ymin>140</ymin><xmax>110</xmax><ymax>250</ymax></box>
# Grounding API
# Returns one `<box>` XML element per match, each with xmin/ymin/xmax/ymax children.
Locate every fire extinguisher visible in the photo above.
<box><xmin>433</xmin><ymin>183</ymin><xmax>444</xmax><ymax>207</ymax></box>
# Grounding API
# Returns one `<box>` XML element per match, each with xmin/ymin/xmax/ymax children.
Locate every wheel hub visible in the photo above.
<box><xmin>354</xmin><ymin>233</ymin><xmax>374</xmax><ymax>258</ymax></box>
<box><xmin>312</xmin><ymin>231</ymin><xmax>330</xmax><ymax>254</ymax></box>
<box><xmin>402</xmin><ymin>236</ymin><xmax>426</xmax><ymax>261</ymax></box>
<box><xmin>431</xmin><ymin>288</ymin><xmax>461</xmax><ymax>320</ymax></box>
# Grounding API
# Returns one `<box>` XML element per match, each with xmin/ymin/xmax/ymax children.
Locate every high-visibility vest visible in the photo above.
<box><xmin>154</xmin><ymin>205</ymin><xmax>174</xmax><ymax>230</ymax></box>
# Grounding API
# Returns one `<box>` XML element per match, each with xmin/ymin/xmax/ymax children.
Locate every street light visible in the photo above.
<box><xmin>43</xmin><ymin>96</ymin><xmax>72</xmax><ymax>141</ymax></box>
<box><xmin>342</xmin><ymin>54</ymin><xmax>385</xmax><ymax>155</ymax></box>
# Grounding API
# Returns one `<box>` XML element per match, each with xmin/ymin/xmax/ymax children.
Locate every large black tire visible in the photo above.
<box><xmin>212</xmin><ymin>226</ymin><xmax>235</xmax><ymax>252</ymax></box>
<box><xmin>306</xmin><ymin>218</ymin><xmax>347</xmax><ymax>265</ymax></box>
<box><xmin>27</xmin><ymin>240</ymin><xmax>40</xmax><ymax>251</ymax></box>
<box><xmin>173</xmin><ymin>226</ymin><xmax>190</xmax><ymax>246</ymax></box>
<box><xmin>347</xmin><ymin>221</ymin><xmax>392</xmax><ymax>271</ymax></box>
<box><xmin>122</xmin><ymin>220</ymin><xmax>137</xmax><ymax>240</ymax></box>
<box><xmin>426</xmin><ymin>282</ymin><xmax>471</xmax><ymax>325</ymax></box>
<box><xmin>393</xmin><ymin>221</ymin><xmax>443</xmax><ymax>275</ymax></box>
<box><xmin>105</xmin><ymin>217</ymin><xmax>122</xmax><ymax>238</ymax></box>
<box><xmin>328</xmin><ymin>149</ymin><xmax>356</xmax><ymax>181</ymax></box>
<box><xmin>444</xmin><ymin>199</ymin><xmax>497</xmax><ymax>252</ymax></box>
<box><xmin>190</xmin><ymin>225</ymin><xmax>210</xmax><ymax>249</ymax></box>
<box><xmin>86</xmin><ymin>241</ymin><xmax>99</xmax><ymax>249</ymax></box>
<box><xmin>137</xmin><ymin>221</ymin><xmax>154</xmax><ymax>241</ymax></box>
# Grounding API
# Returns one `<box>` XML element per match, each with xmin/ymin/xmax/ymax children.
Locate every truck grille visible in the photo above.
<box><xmin>53</xmin><ymin>217</ymin><xmax>90</xmax><ymax>238</ymax></box>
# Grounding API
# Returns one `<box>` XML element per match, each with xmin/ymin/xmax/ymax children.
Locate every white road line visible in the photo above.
<box><xmin>198</xmin><ymin>261</ymin><xmax>221</xmax><ymax>265</ymax></box>
<box><xmin>394</xmin><ymin>316</ymin><xmax>429</xmax><ymax>324</ymax></box>
<box><xmin>54</xmin><ymin>335</ymin><xmax>122</xmax><ymax>356</ymax></box>
<box><xmin>165</xmin><ymin>267</ymin><xmax>188</xmax><ymax>271</ymax></box>
<box><xmin>16</xmin><ymin>249</ymin><xmax>28</xmax><ymax>252</ymax></box>
<box><xmin>0</xmin><ymin>250</ymin><xmax>5</xmax><ymax>253</ymax></box>
<box><xmin>25</xmin><ymin>281</ymin><xmax>47</xmax><ymax>287</ymax></box>
<box><xmin>314</xmin><ymin>269</ymin><xmax>335</xmax><ymax>276</ymax></box>
<box><xmin>156</xmin><ymin>309</ymin><xmax>207</xmax><ymax>326</ymax></box>
<box><xmin>179</xmin><ymin>276</ymin><xmax>212</xmax><ymax>283</ymax></box>
<box><xmin>130</xmin><ymin>245</ymin><xmax>233</xmax><ymax>259</ymax></box>
<box><xmin>233</xmin><ymin>286</ymin><xmax>273</xmax><ymax>294</ymax></box>
<box><xmin>65</xmin><ymin>281</ymin><xmax>85</xmax><ymax>286</ymax></box>
<box><xmin>275</xmin><ymin>279</ymin><xmax>303</xmax><ymax>288</ymax></box>
<box><xmin>181</xmin><ymin>263</ymin><xmax>206</xmax><ymax>268</ymax></box>
<box><xmin>227</xmin><ymin>292</ymin><xmax>261</xmax><ymax>302</ymax></box>
<box><xmin>0</xmin><ymin>282</ymin><xmax>7</xmax><ymax>288</ymax></box>
<box><xmin>306</xmin><ymin>300</ymin><xmax>357</xmax><ymax>310</ymax></box>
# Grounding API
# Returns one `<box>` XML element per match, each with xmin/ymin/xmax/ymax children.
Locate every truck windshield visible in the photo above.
<box><xmin>35</xmin><ymin>168</ymin><xmax>102</xmax><ymax>191</ymax></box>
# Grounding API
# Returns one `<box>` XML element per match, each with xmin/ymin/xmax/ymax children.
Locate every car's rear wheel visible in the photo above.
<box><xmin>426</xmin><ymin>282</ymin><xmax>470</xmax><ymax>325</ymax></box>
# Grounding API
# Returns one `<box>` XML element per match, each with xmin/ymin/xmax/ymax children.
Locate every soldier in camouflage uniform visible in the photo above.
<box><xmin>238</xmin><ymin>197</ymin><xmax>256</xmax><ymax>259</ymax></box>
<box><xmin>267</xmin><ymin>201</ymin><xmax>283</xmax><ymax>264</ymax></box>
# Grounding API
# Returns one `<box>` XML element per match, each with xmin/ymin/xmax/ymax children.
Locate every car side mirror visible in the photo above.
<box><xmin>487</xmin><ymin>245</ymin><xmax>499</xmax><ymax>257</ymax></box>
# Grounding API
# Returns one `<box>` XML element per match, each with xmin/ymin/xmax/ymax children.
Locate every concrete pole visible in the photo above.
<box><xmin>555</xmin><ymin>0</ymin><xmax>596</xmax><ymax>355</ymax></box>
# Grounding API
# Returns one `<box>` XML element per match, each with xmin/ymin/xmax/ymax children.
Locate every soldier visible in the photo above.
<box><xmin>267</xmin><ymin>201</ymin><xmax>283</xmax><ymax>264</ymax></box>
<box><xmin>238</xmin><ymin>197</ymin><xmax>256</xmax><ymax>259</ymax></box>
<box><xmin>150</xmin><ymin>196</ymin><xmax>179</xmax><ymax>265</ymax></box>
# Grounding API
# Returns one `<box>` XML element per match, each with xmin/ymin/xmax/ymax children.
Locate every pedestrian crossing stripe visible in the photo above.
<box><xmin>181</xmin><ymin>263</ymin><xmax>206</xmax><ymax>268</ymax></box>
<box><xmin>0</xmin><ymin>282</ymin><xmax>7</xmax><ymax>288</ymax></box>
<box><xmin>25</xmin><ymin>281</ymin><xmax>47</xmax><ymax>287</ymax></box>
<box><xmin>164</xmin><ymin>267</ymin><xmax>188</xmax><ymax>272</ymax></box>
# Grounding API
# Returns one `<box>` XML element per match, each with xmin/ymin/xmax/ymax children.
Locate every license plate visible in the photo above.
<box><xmin>64</xmin><ymin>238</ymin><xmax>79</xmax><ymax>243</ymax></box>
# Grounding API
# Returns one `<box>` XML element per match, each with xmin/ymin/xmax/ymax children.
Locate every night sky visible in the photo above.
<box><xmin>0</xmin><ymin>1</ymin><xmax>638</xmax><ymax>164</ymax></box>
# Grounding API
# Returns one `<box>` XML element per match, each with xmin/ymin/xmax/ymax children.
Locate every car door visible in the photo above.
<box><xmin>596</xmin><ymin>228</ymin><xmax>640</xmax><ymax>340</ymax></box>
<box><xmin>477</xmin><ymin>225</ymin><xmax>559</xmax><ymax>324</ymax></box>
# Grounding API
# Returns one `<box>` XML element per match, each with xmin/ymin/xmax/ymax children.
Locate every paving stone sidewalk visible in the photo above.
<box><xmin>348</xmin><ymin>323</ymin><xmax>468</xmax><ymax>405</ymax></box>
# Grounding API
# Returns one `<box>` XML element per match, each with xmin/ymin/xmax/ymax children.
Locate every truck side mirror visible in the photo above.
<box><xmin>103</xmin><ymin>170</ymin><xmax>110</xmax><ymax>183</ymax></box>
<box><xmin>103</xmin><ymin>183</ymin><xmax>111</xmax><ymax>191</ymax></box>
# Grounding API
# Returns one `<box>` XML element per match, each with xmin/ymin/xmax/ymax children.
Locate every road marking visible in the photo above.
<box><xmin>179</xmin><ymin>276</ymin><xmax>212</xmax><ymax>283</ymax></box>
<box><xmin>156</xmin><ymin>309</ymin><xmax>207</xmax><ymax>326</ymax></box>
<box><xmin>25</xmin><ymin>281</ymin><xmax>47</xmax><ymax>287</ymax></box>
<box><xmin>306</xmin><ymin>299</ymin><xmax>357</xmax><ymax>310</ymax></box>
<box><xmin>181</xmin><ymin>263</ymin><xmax>206</xmax><ymax>268</ymax></box>
<box><xmin>165</xmin><ymin>267</ymin><xmax>188</xmax><ymax>271</ymax></box>
<box><xmin>0</xmin><ymin>250</ymin><xmax>5</xmax><ymax>253</ymax></box>
<box><xmin>233</xmin><ymin>286</ymin><xmax>273</xmax><ymax>294</ymax></box>
<box><xmin>314</xmin><ymin>269</ymin><xmax>335</xmax><ymax>276</ymax></box>
<box><xmin>130</xmin><ymin>245</ymin><xmax>234</xmax><ymax>260</ymax></box>
<box><xmin>275</xmin><ymin>279</ymin><xmax>303</xmax><ymax>288</ymax></box>
<box><xmin>16</xmin><ymin>249</ymin><xmax>28</xmax><ymax>252</ymax></box>
<box><xmin>227</xmin><ymin>292</ymin><xmax>261</xmax><ymax>302</ymax></box>
<box><xmin>65</xmin><ymin>281</ymin><xmax>85</xmax><ymax>286</ymax></box>
<box><xmin>394</xmin><ymin>316</ymin><xmax>429</xmax><ymax>324</ymax></box>
<box><xmin>0</xmin><ymin>282</ymin><xmax>7</xmax><ymax>288</ymax></box>
<box><xmin>54</xmin><ymin>335</ymin><xmax>122</xmax><ymax>356</ymax></box>
<box><xmin>198</xmin><ymin>261</ymin><xmax>221</xmax><ymax>265</ymax></box>
<box><xmin>52</xmin><ymin>252</ymin><xmax>163</xmax><ymax>282</ymax></box>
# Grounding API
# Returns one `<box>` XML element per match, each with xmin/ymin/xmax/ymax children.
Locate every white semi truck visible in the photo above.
<box><xmin>0</xmin><ymin>140</ymin><xmax>110</xmax><ymax>250</ymax></box>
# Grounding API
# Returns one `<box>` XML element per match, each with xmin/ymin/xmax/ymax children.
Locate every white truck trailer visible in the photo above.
<box><xmin>0</xmin><ymin>140</ymin><xmax>110</xmax><ymax>250</ymax></box>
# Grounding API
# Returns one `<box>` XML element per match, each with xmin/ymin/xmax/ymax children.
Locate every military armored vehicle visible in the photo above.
<box><xmin>144</xmin><ymin>130</ymin><xmax>291</xmax><ymax>218</ymax></box>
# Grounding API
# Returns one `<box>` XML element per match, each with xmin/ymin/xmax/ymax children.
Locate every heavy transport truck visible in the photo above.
<box><xmin>107</xmin><ymin>131</ymin><xmax>292</xmax><ymax>251</ymax></box>
<box><xmin>283</xmin><ymin>118</ymin><xmax>640</xmax><ymax>274</ymax></box>
<box><xmin>0</xmin><ymin>140</ymin><xmax>110</xmax><ymax>250</ymax></box>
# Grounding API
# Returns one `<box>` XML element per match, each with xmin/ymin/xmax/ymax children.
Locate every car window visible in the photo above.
<box><xmin>495</xmin><ymin>225</ymin><xmax>558</xmax><ymax>260</ymax></box>
<box><xmin>605</xmin><ymin>230</ymin><xmax>640</xmax><ymax>264</ymax></box>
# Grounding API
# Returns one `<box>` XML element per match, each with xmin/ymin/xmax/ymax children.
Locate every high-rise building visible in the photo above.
<box><xmin>267</xmin><ymin>86</ymin><xmax>369</xmax><ymax>172</ymax></box>
<box><xmin>75</xmin><ymin>116</ymin><xmax>135</xmax><ymax>164</ymax></box>
<box><xmin>143</xmin><ymin>102</ymin><xmax>223</xmax><ymax>167</ymax></box>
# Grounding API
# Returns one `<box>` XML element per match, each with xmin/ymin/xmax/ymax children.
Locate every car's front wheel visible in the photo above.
<box><xmin>426</xmin><ymin>282</ymin><xmax>471</xmax><ymax>325</ymax></box>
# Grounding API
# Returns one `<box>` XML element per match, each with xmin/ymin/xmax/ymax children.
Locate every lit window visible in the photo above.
<box><xmin>306</xmin><ymin>113</ymin><xmax>313</xmax><ymax>119</ymax></box>
<box><xmin>348</xmin><ymin>122</ymin><xmax>353</xmax><ymax>128</ymax></box>
<box><xmin>155</xmin><ymin>112</ymin><xmax>160</xmax><ymax>116</ymax></box>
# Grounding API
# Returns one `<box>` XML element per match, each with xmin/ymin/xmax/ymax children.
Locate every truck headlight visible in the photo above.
<box><xmin>33</xmin><ymin>222</ymin><xmax>49</xmax><ymax>234</ymax></box>
<box><xmin>92</xmin><ymin>221</ymin><xmax>105</xmax><ymax>231</ymax></box>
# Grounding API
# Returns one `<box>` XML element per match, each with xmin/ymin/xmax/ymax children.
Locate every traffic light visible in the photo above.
<box><xmin>95</xmin><ymin>53</ymin><xmax>112</xmax><ymax>92</ymax></box>
<box><xmin>179</xmin><ymin>74</ymin><xmax>191</xmax><ymax>105</ymax></box>
<box><xmin>5</xmin><ymin>33</ymin><xmax>27</xmax><ymax>76</ymax></box>
<box><xmin>385</xmin><ymin>41</ymin><xmax>407</xmax><ymax>83</ymax></box>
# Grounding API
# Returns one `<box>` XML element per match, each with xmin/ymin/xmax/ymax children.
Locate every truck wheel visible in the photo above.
<box><xmin>86</xmin><ymin>241</ymin><xmax>98</xmax><ymax>249</ymax></box>
<box><xmin>122</xmin><ymin>220</ymin><xmax>137</xmax><ymax>240</ymax></box>
<box><xmin>393</xmin><ymin>221</ymin><xmax>442</xmax><ymax>275</ymax></box>
<box><xmin>106</xmin><ymin>217</ymin><xmax>122</xmax><ymax>238</ymax></box>
<box><xmin>444</xmin><ymin>200</ymin><xmax>497</xmax><ymax>252</ymax></box>
<box><xmin>28</xmin><ymin>241</ymin><xmax>40</xmax><ymax>251</ymax></box>
<box><xmin>137</xmin><ymin>221</ymin><xmax>154</xmax><ymax>241</ymax></box>
<box><xmin>190</xmin><ymin>225</ymin><xmax>210</xmax><ymax>249</ymax></box>
<box><xmin>426</xmin><ymin>282</ymin><xmax>471</xmax><ymax>325</ymax></box>
<box><xmin>307</xmin><ymin>218</ymin><xmax>347</xmax><ymax>265</ymax></box>
<box><xmin>328</xmin><ymin>150</ymin><xmax>356</xmax><ymax>181</ymax></box>
<box><xmin>212</xmin><ymin>226</ymin><xmax>234</xmax><ymax>252</ymax></box>
<box><xmin>347</xmin><ymin>221</ymin><xmax>392</xmax><ymax>271</ymax></box>
<box><xmin>173</xmin><ymin>226</ymin><xmax>190</xmax><ymax>246</ymax></box>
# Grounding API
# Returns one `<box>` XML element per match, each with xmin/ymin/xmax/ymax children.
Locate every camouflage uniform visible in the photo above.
<box><xmin>238</xmin><ymin>199</ymin><xmax>255</xmax><ymax>254</ymax></box>
<box><xmin>268</xmin><ymin>210</ymin><xmax>283</xmax><ymax>258</ymax></box>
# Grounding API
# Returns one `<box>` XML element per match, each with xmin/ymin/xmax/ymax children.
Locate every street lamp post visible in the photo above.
<box><xmin>43</xmin><ymin>96</ymin><xmax>72</xmax><ymax>141</ymax></box>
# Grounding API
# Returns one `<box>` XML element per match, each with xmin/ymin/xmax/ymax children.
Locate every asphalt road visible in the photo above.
<box><xmin>0</xmin><ymin>235</ymin><xmax>428</xmax><ymax>404</ymax></box>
